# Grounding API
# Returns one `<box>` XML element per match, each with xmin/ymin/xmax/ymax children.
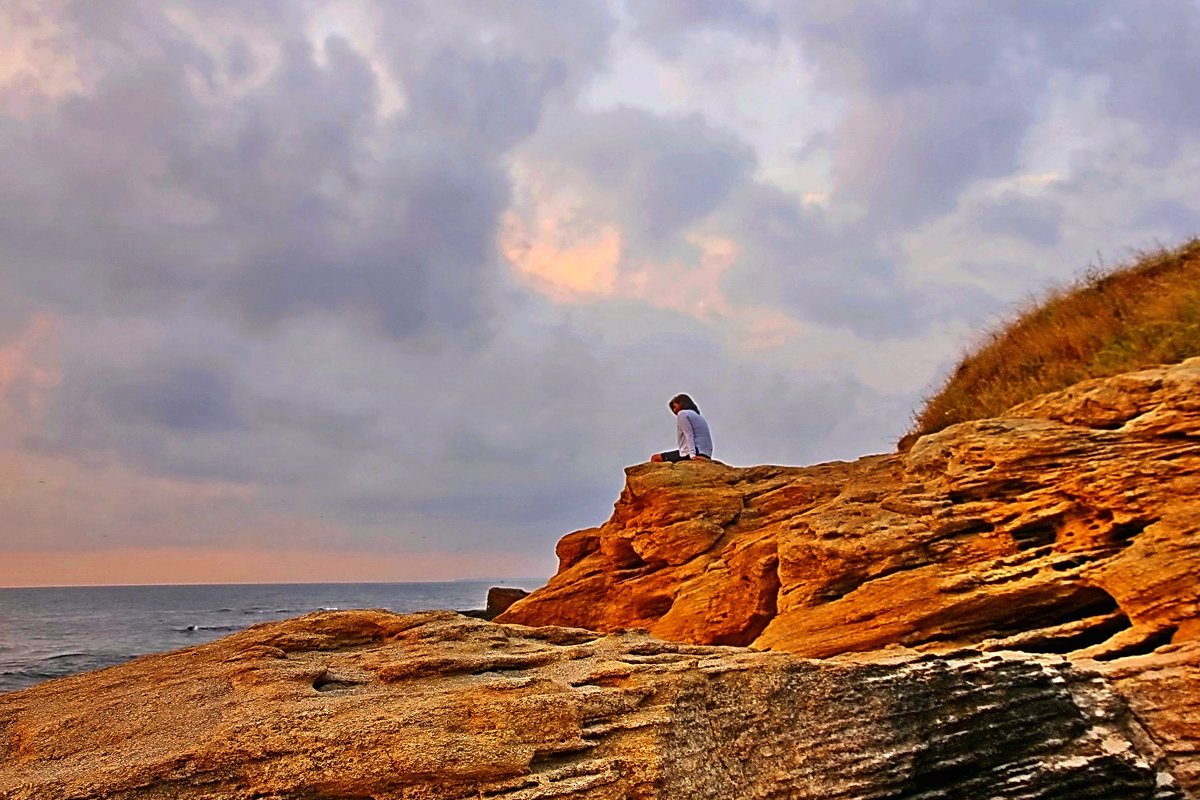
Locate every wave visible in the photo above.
<box><xmin>241</xmin><ymin>608</ymin><xmax>295</xmax><ymax>615</ymax></box>
<box><xmin>178</xmin><ymin>624</ymin><xmax>242</xmax><ymax>633</ymax></box>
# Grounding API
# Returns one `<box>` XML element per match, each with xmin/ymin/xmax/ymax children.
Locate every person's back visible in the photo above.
<box><xmin>677</xmin><ymin>408</ymin><xmax>712</xmax><ymax>458</ymax></box>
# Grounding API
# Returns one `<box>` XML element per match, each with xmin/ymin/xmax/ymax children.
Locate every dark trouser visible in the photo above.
<box><xmin>659</xmin><ymin>450</ymin><xmax>711</xmax><ymax>462</ymax></box>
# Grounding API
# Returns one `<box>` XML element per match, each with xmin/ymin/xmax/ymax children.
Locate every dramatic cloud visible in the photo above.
<box><xmin>2</xmin><ymin>0</ymin><xmax>1198</xmax><ymax>586</ymax></box>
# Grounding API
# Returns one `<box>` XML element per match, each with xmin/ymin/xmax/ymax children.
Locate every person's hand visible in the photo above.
<box><xmin>650</xmin><ymin>453</ymin><xmax>663</xmax><ymax>462</ymax></box>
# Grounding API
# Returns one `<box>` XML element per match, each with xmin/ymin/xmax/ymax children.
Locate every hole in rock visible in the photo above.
<box><xmin>1109</xmin><ymin>518</ymin><xmax>1155</xmax><ymax>546</ymax></box>
<box><xmin>1009</xmin><ymin>613</ymin><xmax>1132</xmax><ymax>655</ymax></box>
<box><xmin>607</xmin><ymin>538</ymin><xmax>646</xmax><ymax>570</ymax></box>
<box><xmin>948</xmin><ymin>479</ymin><xmax>1041</xmax><ymax>504</ymax></box>
<box><xmin>710</xmin><ymin>611</ymin><xmax>772</xmax><ymax>647</ymax></box>
<box><xmin>1036</xmin><ymin>586</ymin><xmax>1120</xmax><ymax>626</ymax></box>
<box><xmin>470</xmin><ymin>662</ymin><xmax>529</xmax><ymax>676</ymax></box>
<box><xmin>1051</xmin><ymin>557</ymin><xmax>1090</xmax><ymax>572</ymax></box>
<box><xmin>710</xmin><ymin>562</ymin><xmax>780</xmax><ymax>647</ymax></box>
<box><xmin>1008</xmin><ymin>520</ymin><xmax>1058</xmax><ymax>551</ymax></box>
<box><xmin>634</xmin><ymin>593</ymin><xmax>674</xmax><ymax>619</ymax></box>
<box><xmin>1093</xmin><ymin>626</ymin><xmax>1179</xmax><ymax>661</ymax></box>
<box><xmin>529</xmin><ymin>746</ymin><xmax>595</xmax><ymax>775</ymax></box>
<box><xmin>964</xmin><ymin>586</ymin><xmax>1122</xmax><ymax>645</ymax></box>
<box><xmin>813</xmin><ymin>574</ymin><xmax>864</xmax><ymax>604</ymax></box>
<box><xmin>312</xmin><ymin>673</ymin><xmax>365</xmax><ymax>693</ymax></box>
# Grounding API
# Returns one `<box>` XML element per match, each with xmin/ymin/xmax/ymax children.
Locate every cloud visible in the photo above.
<box><xmin>102</xmin><ymin>363</ymin><xmax>243</xmax><ymax>434</ymax></box>
<box><xmin>971</xmin><ymin>192</ymin><xmax>1064</xmax><ymax>247</ymax></box>
<box><xmin>0</xmin><ymin>1</ymin><xmax>617</xmax><ymax>346</ymax></box>
<box><xmin>0</xmin><ymin>312</ymin><xmax>61</xmax><ymax>442</ymax></box>
<box><xmin>771</xmin><ymin>2</ymin><xmax>1200</xmax><ymax>227</ymax></box>
<box><xmin>626</xmin><ymin>0</ymin><xmax>780</xmax><ymax>56</ymax></box>
<box><xmin>521</xmin><ymin>106</ymin><xmax>756</xmax><ymax>247</ymax></box>
<box><xmin>4</xmin><ymin>1</ymin><xmax>1200</xmax><ymax>586</ymax></box>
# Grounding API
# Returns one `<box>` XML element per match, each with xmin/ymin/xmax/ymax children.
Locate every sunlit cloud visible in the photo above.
<box><xmin>500</xmin><ymin>208</ymin><xmax>622</xmax><ymax>300</ymax></box>
<box><xmin>500</xmin><ymin>158</ymin><xmax>746</xmax><ymax>318</ymax></box>
<box><xmin>0</xmin><ymin>0</ymin><xmax>83</xmax><ymax>117</ymax></box>
<box><xmin>620</xmin><ymin>232</ymin><xmax>737</xmax><ymax>320</ymax></box>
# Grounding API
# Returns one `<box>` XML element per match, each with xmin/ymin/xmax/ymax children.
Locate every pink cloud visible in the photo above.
<box><xmin>0</xmin><ymin>547</ymin><xmax>548</xmax><ymax>587</ymax></box>
<box><xmin>501</xmin><ymin>209</ymin><xmax>623</xmax><ymax>300</ymax></box>
<box><xmin>0</xmin><ymin>0</ymin><xmax>85</xmax><ymax>118</ymax></box>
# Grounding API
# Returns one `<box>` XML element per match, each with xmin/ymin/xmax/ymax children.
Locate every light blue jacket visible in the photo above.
<box><xmin>677</xmin><ymin>409</ymin><xmax>713</xmax><ymax>457</ymax></box>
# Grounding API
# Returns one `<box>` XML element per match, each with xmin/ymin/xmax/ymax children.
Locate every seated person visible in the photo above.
<box><xmin>650</xmin><ymin>393</ymin><xmax>713</xmax><ymax>462</ymax></box>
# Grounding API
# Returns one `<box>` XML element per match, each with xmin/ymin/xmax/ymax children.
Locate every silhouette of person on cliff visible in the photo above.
<box><xmin>650</xmin><ymin>393</ymin><xmax>713</xmax><ymax>463</ymax></box>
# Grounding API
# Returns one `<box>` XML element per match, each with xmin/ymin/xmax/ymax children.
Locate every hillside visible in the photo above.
<box><xmin>906</xmin><ymin>238</ymin><xmax>1200</xmax><ymax>445</ymax></box>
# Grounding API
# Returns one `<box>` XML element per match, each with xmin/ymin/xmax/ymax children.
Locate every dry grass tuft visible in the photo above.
<box><xmin>904</xmin><ymin>237</ymin><xmax>1200</xmax><ymax>447</ymax></box>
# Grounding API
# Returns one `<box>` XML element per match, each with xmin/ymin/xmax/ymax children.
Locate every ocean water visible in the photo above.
<box><xmin>0</xmin><ymin>581</ymin><xmax>539</xmax><ymax>694</ymax></box>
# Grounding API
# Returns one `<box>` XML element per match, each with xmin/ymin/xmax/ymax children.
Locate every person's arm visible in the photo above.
<box><xmin>677</xmin><ymin>412</ymin><xmax>696</xmax><ymax>457</ymax></box>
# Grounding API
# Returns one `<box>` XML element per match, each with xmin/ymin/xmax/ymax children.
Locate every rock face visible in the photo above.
<box><xmin>498</xmin><ymin>357</ymin><xmax>1200</xmax><ymax>793</ymax></box>
<box><xmin>0</xmin><ymin>610</ymin><xmax>1185</xmax><ymax>799</ymax></box>
<box><xmin>500</xmin><ymin>358</ymin><xmax>1200</xmax><ymax>658</ymax></box>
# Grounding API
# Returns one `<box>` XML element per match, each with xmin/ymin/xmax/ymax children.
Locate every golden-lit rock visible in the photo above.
<box><xmin>0</xmin><ymin>610</ymin><xmax>1184</xmax><ymax>799</ymax></box>
<box><xmin>500</xmin><ymin>358</ymin><xmax>1200</xmax><ymax>791</ymax></box>
<box><xmin>501</xmin><ymin>358</ymin><xmax>1200</xmax><ymax>659</ymax></box>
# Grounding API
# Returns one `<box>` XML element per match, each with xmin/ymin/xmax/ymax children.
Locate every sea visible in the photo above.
<box><xmin>0</xmin><ymin>580</ymin><xmax>541</xmax><ymax>695</ymax></box>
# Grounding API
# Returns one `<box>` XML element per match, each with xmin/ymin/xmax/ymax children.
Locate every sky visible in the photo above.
<box><xmin>2</xmin><ymin>1</ymin><xmax>1199</xmax><ymax>587</ymax></box>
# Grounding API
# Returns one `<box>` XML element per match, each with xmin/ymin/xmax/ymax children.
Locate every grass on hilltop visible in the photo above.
<box><xmin>903</xmin><ymin>237</ymin><xmax>1200</xmax><ymax>447</ymax></box>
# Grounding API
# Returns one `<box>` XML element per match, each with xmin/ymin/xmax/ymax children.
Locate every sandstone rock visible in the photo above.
<box><xmin>0</xmin><ymin>610</ymin><xmax>1184</xmax><ymax>799</ymax></box>
<box><xmin>499</xmin><ymin>358</ymin><xmax>1200</xmax><ymax>792</ymax></box>
<box><xmin>486</xmin><ymin>586</ymin><xmax>531</xmax><ymax>618</ymax></box>
<box><xmin>501</xmin><ymin>359</ymin><xmax>1200</xmax><ymax>658</ymax></box>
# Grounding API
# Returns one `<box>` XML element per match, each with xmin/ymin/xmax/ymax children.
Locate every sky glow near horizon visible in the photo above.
<box><xmin>2</xmin><ymin>0</ymin><xmax>1199</xmax><ymax>587</ymax></box>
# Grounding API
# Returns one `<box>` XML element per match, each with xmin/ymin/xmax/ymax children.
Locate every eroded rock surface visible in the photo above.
<box><xmin>0</xmin><ymin>610</ymin><xmax>1184</xmax><ymax>799</ymax></box>
<box><xmin>501</xmin><ymin>359</ymin><xmax>1200</xmax><ymax>661</ymax></box>
<box><xmin>498</xmin><ymin>357</ymin><xmax>1200</xmax><ymax>793</ymax></box>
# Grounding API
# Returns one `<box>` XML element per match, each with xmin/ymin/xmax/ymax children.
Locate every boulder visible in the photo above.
<box><xmin>486</xmin><ymin>586</ymin><xmax>531</xmax><ymax>618</ymax></box>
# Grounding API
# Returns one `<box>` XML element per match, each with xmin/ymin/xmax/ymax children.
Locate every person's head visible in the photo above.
<box><xmin>669</xmin><ymin>393</ymin><xmax>699</xmax><ymax>414</ymax></box>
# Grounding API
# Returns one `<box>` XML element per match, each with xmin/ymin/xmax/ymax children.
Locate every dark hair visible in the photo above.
<box><xmin>670</xmin><ymin>393</ymin><xmax>699</xmax><ymax>413</ymax></box>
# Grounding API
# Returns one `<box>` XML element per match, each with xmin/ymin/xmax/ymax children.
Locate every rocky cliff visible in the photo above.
<box><xmin>2</xmin><ymin>359</ymin><xmax>1198</xmax><ymax>798</ymax></box>
<box><xmin>498</xmin><ymin>357</ymin><xmax>1200</xmax><ymax>791</ymax></box>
